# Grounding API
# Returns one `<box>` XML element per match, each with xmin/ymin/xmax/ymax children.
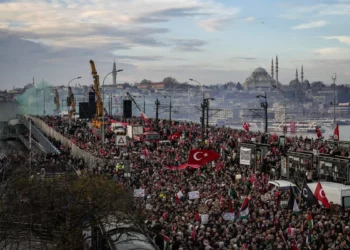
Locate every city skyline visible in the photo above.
<box><xmin>0</xmin><ymin>0</ymin><xmax>350</xmax><ymax>89</ymax></box>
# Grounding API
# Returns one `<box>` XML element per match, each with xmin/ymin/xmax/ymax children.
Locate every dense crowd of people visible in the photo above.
<box><xmin>32</xmin><ymin>115</ymin><xmax>350</xmax><ymax>249</ymax></box>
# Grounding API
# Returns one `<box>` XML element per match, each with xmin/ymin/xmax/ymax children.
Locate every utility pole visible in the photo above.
<box><xmin>206</xmin><ymin>99</ymin><xmax>209</xmax><ymax>137</ymax></box>
<box><xmin>43</xmin><ymin>88</ymin><xmax>46</xmax><ymax>115</ymax></box>
<box><xmin>256</xmin><ymin>93</ymin><xmax>268</xmax><ymax>134</ymax></box>
<box><xmin>143</xmin><ymin>96</ymin><xmax>146</xmax><ymax>113</ymax></box>
<box><xmin>169</xmin><ymin>97</ymin><xmax>172</xmax><ymax>124</ymax></box>
<box><xmin>201</xmin><ymin>100</ymin><xmax>206</xmax><ymax>142</ymax></box>
<box><xmin>155</xmin><ymin>98</ymin><xmax>160</xmax><ymax>132</ymax></box>
<box><xmin>332</xmin><ymin>73</ymin><xmax>337</xmax><ymax>125</ymax></box>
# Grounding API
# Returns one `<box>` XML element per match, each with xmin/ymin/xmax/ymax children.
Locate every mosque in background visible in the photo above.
<box><xmin>243</xmin><ymin>56</ymin><xmax>306</xmax><ymax>90</ymax></box>
<box><xmin>243</xmin><ymin>56</ymin><xmax>281</xmax><ymax>90</ymax></box>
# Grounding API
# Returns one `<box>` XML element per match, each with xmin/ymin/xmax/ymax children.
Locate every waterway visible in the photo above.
<box><xmin>230</xmin><ymin>125</ymin><xmax>350</xmax><ymax>141</ymax></box>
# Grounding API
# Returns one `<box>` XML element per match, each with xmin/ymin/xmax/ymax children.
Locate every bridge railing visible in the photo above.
<box><xmin>26</xmin><ymin>116</ymin><xmax>113</xmax><ymax>170</ymax></box>
<box><xmin>18</xmin><ymin>115</ymin><xmax>60</xmax><ymax>155</ymax></box>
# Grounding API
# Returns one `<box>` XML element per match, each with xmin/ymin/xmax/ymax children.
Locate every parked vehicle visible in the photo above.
<box><xmin>307</xmin><ymin>181</ymin><xmax>350</xmax><ymax>208</ymax></box>
<box><xmin>268</xmin><ymin>180</ymin><xmax>300</xmax><ymax>195</ymax></box>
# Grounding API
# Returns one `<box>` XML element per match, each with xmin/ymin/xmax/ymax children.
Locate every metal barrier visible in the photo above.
<box><xmin>18</xmin><ymin>115</ymin><xmax>60</xmax><ymax>155</ymax></box>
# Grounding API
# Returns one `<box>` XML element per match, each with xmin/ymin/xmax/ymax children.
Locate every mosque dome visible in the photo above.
<box><xmin>253</xmin><ymin>67</ymin><xmax>268</xmax><ymax>74</ymax></box>
<box><xmin>243</xmin><ymin>67</ymin><xmax>274</xmax><ymax>90</ymax></box>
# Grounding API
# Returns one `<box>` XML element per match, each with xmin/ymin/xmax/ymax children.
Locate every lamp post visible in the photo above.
<box><xmin>189</xmin><ymin>78</ymin><xmax>206</xmax><ymax>141</ymax></box>
<box><xmin>102</xmin><ymin>70</ymin><xmax>123</xmax><ymax>143</ymax></box>
<box><xmin>272</xmin><ymin>84</ymin><xmax>286</xmax><ymax>135</ymax></box>
<box><xmin>205</xmin><ymin>98</ymin><xmax>214</xmax><ymax>138</ymax></box>
<box><xmin>67</xmin><ymin>77</ymin><xmax>82</xmax><ymax>113</ymax></box>
<box><xmin>155</xmin><ymin>98</ymin><xmax>160</xmax><ymax>132</ymax></box>
<box><xmin>332</xmin><ymin>73</ymin><xmax>337</xmax><ymax>125</ymax></box>
<box><xmin>164</xmin><ymin>95</ymin><xmax>172</xmax><ymax>123</ymax></box>
<box><xmin>256</xmin><ymin>93</ymin><xmax>268</xmax><ymax>134</ymax></box>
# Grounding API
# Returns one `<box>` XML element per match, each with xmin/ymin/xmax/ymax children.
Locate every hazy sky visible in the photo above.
<box><xmin>0</xmin><ymin>0</ymin><xmax>349</xmax><ymax>90</ymax></box>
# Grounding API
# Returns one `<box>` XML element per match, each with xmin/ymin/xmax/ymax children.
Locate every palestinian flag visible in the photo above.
<box><xmin>239</xmin><ymin>197</ymin><xmax>249</xmax><ymax>219</ymax></box>
<box><xmin>162</xmin><ymin>235</ymin><xmax>170</xmax><ymax>250</ymax></box>
<box><xmin>306</xmin><ymin>232</ymin><xmax>314</xmax><ymax>244</ymax></box>
<box><xmin>308</xmin><ymin>213</ymin><xmax>313</xmax><ymax>229</ymax></box>
<box><xmin>293</xmin><ymin>199</ymin><xmax>300</xmax><ymax>214</ymax></box>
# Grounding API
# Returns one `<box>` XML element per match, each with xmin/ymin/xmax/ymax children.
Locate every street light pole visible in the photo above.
<box><xmin>332</xmin><ymin>73</ymin><xmax>337</xmax><ymax>125</ymax></box>
<box><xmin>67</xmin><ymin>77</ymin><xmax>82</xmax><ymax>114</ymax></box>
<box><xmin>272</xmin><ymin>84</ymin><xmax>286</xmax><ymax>135</ymax></box>
<box><xmin>43</xmin><ymin>88</ymin><xmax>46</xmax><ymax>115</ymax></box>
<box><xmin>164</xmin><ymin>95</ymin><xmax>172</xmax><ymax>124</ymax></box>
<box><xmin>155</xmin><ymin>98</ymin><xmax>160</xmax><ymax>132</ymax></box>
<box><xmin>189</xmin><ymin>78</ymin><xmax>205</xmax><ymax>127</ymax></box>
<box><xmin>201</xmin><ymin>100</ymin><xmax>206</xmax><ymax>141</ymax></box>
<box><xmin>257</xmin><ymin>93</ymin><xmax>268</xmax><ymax>134</ymax></box>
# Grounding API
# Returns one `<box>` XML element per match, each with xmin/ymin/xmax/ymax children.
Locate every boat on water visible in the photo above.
<box><xmin>268</xmin><ymin>121</ymin><xmax>325</xmax><ymax>133</ymax></box>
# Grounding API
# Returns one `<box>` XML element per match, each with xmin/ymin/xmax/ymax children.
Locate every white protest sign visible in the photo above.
<box><xmin>201</xmin><ymin>214</ymin><xmax>209</xmax><ymax>224</ymax></box>
<box><xmin>240</xmin><ymin>147</ymin><xmax>251</xmax><ymax>165</ymax></box>
<box><xmin>188</xmin><ymin>191</ymin><xmax>200</xmax><ymax>200</ymax></box>
<box><xmin>222</xmin><ymin>213</ymin><xmax>235</xmax><ymax>221</ymax></box>
<box><xmin>177</xmin><ymin>191</ymin><xmax>184</xmax><ymax>198</ymax></box>
<box><xmin>134</xmin><ymin>189</ymin><xmax>145</xmax><ymax>197</ymax></box>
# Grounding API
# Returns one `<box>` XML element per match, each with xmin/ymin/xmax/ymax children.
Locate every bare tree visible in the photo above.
<box><xmin>0</xmin><ymin>173</ymin><xmax>150</xmax><ymax>250</ymax></box>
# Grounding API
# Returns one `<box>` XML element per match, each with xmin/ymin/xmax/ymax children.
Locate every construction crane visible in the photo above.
<box><xmin>126</xmin><ymin>92</ymin><xmax>143</xmax><ymax>114</ymax></box>
<box><xmin>89</xmin><ymin>60</ymin><xmax>109</xmax><ymax>128</ymax></box>
<box><xmin>54</xmin><ymin>89</ymin><xmax>60</xmax><ymax>114</ymax></box>
<box><xmin>67</xmin><ymin>86</ymin><xmax>75</xmax><ymax>118</ymax></box>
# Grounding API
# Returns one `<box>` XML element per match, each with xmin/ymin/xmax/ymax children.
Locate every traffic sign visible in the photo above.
<box><xmin>116</xmin><ymin>135</ymin><xmax>127</xmax><ymax>146</ymax></box>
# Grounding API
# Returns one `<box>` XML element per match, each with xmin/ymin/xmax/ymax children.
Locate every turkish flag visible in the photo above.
<box><xmin>273</xmin><ymin>133</ymin><xmax>278</xmax><ymax>141</ymax></box>
<box><xmin>333</xmin><ymin>124</ymin><xmax>340</xmax><ymax>141</ymax></box>
<box><xmin>187</xmin><ymin>149</ymin><xmax>220</xmax><ymax>166</ymax></box>
<box><xmin>168</xmin><ymin>132</ymin><xmax>181</xmax><ymax>140</ymax></box>
<box><xmin>314</xmin><ymin>182</ymin><xmax>330</xmax><ymax>208</ymax></box>
<box><xmin>243</xmin><ymin>122</ymin><xmax>250</xmax><ymax>132</ymax></box>
<box><xmin>315</xmin><ymin>127</ymin><xmax>322</xmax><ymax>138</ymax></box>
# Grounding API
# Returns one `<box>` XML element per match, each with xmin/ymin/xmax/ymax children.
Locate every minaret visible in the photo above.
<box><xmin>33</xmin><ymin>77</ymin><xmax>35</xmax><ymax>86</ymax></box>
<box><xmin>301</xmin><ymin>65</ymin><xmax>304</xmax><ymax>84</ymax></box>
<box><xmin>296</xmin><ymin>68</ymin><xmax>299</xmax><ymax>82</ymax></box>
<box><xmin>271</xmin><ymin>58</ymin><xmax>274</xmax><ymax>80</ymax></box>
<box><xmin>112</xmin><ymin>59</ymin><xmax>117</xmax><ymax>85</ymax></box>
<box><xmin>275</xmin><ymin>55</ymin><xmax>279</xmax><ymax>84</ymax></box>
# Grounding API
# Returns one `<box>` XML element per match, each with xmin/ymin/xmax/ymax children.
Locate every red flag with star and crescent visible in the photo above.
<box><xmin>314</xmin><ymin>182</ymin><xmax>330</xmax><ymax>208</ymax></box>
<box><xmin>187</xmin><ymin>149</ymin><xmax>220</xmax><ymax>166</ymax></box>
<box><xmin>315</xmin><ymin>127</ymin><xmax>322</xmax><ymax>138</ymax></box>
<box><xmin>243</xmin><ymin>122</ymin><xmax>250</xmax><ymax>132</ymax></box>
<box><xmin>168</xmin><ymin>132</ymin><xmax>181</xmax><ymax>140</ymax></box>
<box><xmin>333</xmin><ymin>124</ymin><xmax>340</xmax><ymax>141</ymax></box>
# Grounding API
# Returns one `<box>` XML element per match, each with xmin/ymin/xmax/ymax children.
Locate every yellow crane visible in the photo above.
<box><xmin>89</xmin><ymin>60</ymin><xmax>109</xmax><ymax>128</ymax></box>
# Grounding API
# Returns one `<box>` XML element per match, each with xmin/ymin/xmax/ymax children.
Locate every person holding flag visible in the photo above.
<box><xmin>238</xmin><ymin>197</ymin><xmax>250</xmax><ymax>220</ymax></box>
<box><xmin>243</xmin><ymin>122</ymin><xmax>250</xmax><ymax>132</ymax></box>
<box><xmin>187</xmin><ymin>149</ymin><xmax>220</xmax><ymax>166</ymax></box>
<box><xmin>314</xmin><ymin>182</ymin><xmax>330</xmax><ymax>208</ymax></box>
<box><xmin>333</xmin><ymin>123</ymin><xmax>340</xmax><ymax>140</ymax></box>
<box><xmin>315</xmin><ymin>127</ymin><xmax>322</xmax><ymax>138</ymax></box>
<box><xmin>301</xmin><ymin>181</ymin><xmax>318</xmax><ymax>207</ymax></box>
